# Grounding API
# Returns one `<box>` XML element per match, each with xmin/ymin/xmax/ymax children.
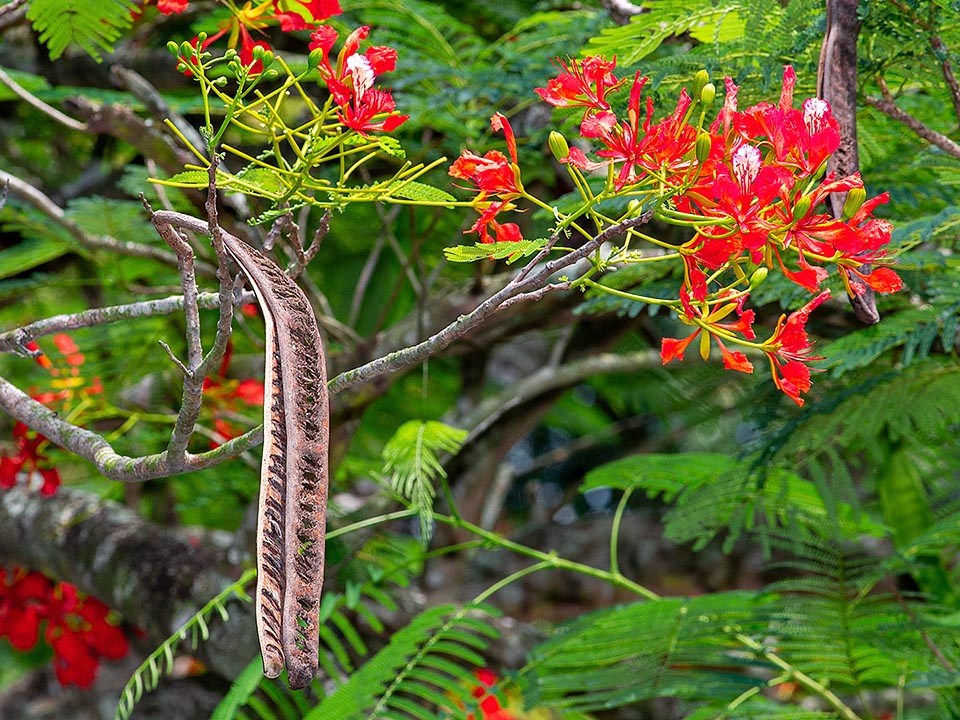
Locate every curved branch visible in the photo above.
<box><xmin>328</xmin><ymin>212</ymin><xmax>655</xmax><ymax>395</ymax></box>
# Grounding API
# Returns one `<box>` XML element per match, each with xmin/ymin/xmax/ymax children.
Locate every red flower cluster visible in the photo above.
<box><xmin>1</xmin><ymin>335</ymin><xmax>103</xmax><ymax>494</ymax></box>
<box><xmin>465</xmin><ymin>669</ymin><xmax>518</xmax><ymax>720</ymax></box>
<box><xmin>0</xmin><ymin>567</ymin><xmax>128</xmax><ymax>687</ymax></box>
<box><xmin>449</xmin><ymin>113</ymin><xmax>525</xmax><ymax>244</ymax></box>
<box><xmin>524</xmin><ymin>58</ymin><xmax>900</xmax><ymax>405</ymax></box>
<box><xmin>202</xmin><ymin>340</ymin><xmax>265</xmax><ymax>448</ymax></box>
<box><xmin>308</xmin><ymin>25</ymin><xmax>409</xmax><ymax>134</ymax></box>
<box><xmin>171</xmin><ymin>0</ymin><xmax>342</xmax><ymax>74</ymax></box>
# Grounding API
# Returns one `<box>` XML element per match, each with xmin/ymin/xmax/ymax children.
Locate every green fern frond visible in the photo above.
<box><xmin>26</xmin><ymin>0</ymin><xmax>138</xmax><ymax>62</ymax></box>
<box><xmin>444</xmin><ymin>238</ymin><xmax>548</xmax><ymax>264</ymax></box>
<box><xmin>304</xmin><ymin>603</ymin><xmax>500</xmax><ymax>720</ymax></box>
<box><xmin>582</xmin><ymin>453</ymin><xmax>884</xmax><ymax>550</ymax></box>
<box><xmin>761</xmin><ymin>537</ymin><xmax>914</xmax><ymax>692</ymax></box>
<box><xmin>211</xmin><ymin>658</ymin><xmax>267</xmax><ymax>720</ymax></box>
<box><xmin>114</xmin><ymin>569</ymin><xmax>257</xmax><ymax>720</ymax></box>
<box><xmin>520</xmin><ymin>592</ymin><xmax>771</xmax><ymax>712</ymax></box>
<box><xmin>382</xmin><ymin>421</ymin><xmax>467</xmax><ymax>543</ymax></box>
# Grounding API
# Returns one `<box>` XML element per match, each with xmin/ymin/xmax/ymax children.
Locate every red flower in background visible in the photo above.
<box><xmin>203</xmin><ymin>341</ymin><xmax>265</xmax><ymax>448</ymax></box>
<box><xmin>2</xmin><ymin>334</ymin><xmax>103</xmax><ymax>496</ymax></box>
<box><xmin>0</xmin><ymin>568</ymin><xmax>128</xmax><ymax>688</ymax></box>
<box><xmin>465</xmin><ymin>669</ymin><xmax>518</xmax><ymax>720</ymax></box>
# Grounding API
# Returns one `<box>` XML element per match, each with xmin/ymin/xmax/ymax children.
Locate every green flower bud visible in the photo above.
<box><xmin>695</xmin><ymin>132</ymin><xmax>713</xmax><ymax>164</ymax></box>
<box><xmin>166</xmin><ymin>41</ymin><xmax>180</xmax><ymax>56</ymax></box>
<box><xmin>308</xmin><ymin>48</ymin><xmax>323</xmax><ymax>70</ymax></box>
<box><xmin>180</xmin><ymin>40</ymin><xmax>195</xmax><ymax>58</ymax></box>
<box><xmin>213</xmin><ymin>76</ymin><xmax>229</xmax><ymax>87</ymax></box>
<box><xmin>548</xmin><ymin>131</ymin><xmax>570</xmax><ymax>162</ymax></box>
<box><xmin>792</xmin><ymin>194</ymin><xmax>811</xmax><ymax>220</ymax></box>
<box><xmin>700</xmin><ymin>82</ymin><xmax>716</xmax><ymax>107</ymax></box>
<box><xmin>692</xmin><ymin>69</ymin><xmax>710</xmax><ymax>99</ymax></box>
<box><xmin>224</xmin><ymin>48</ymin><xmax>238</xmax><ymax>61</ymax></box>
<box><xmin>748</xmin><ymin>266</ymin><xmax>768</xmax><ymax>290</ymax></box>
<box><xmin>842</xmin><ymin>187</ymin><xmax>867</xmax><ymax>220</ymax></box>
<box><xmin>262</xmin><ymin>68</ymin><xmax>279</xmax><ymax>80</ymax></box>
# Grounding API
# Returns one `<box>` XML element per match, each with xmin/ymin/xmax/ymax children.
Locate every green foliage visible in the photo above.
<box><xmin>115</xmin><ymin>569</ymin><xmax>257</xmax><ymax>720</ymax></box>
<box><xmin>382</xmin><ymin>421</ymin><xmax>468</xmax><ymax>542</ymax></box>
<box><xmin>26</xmin><ymin>0</ymin><xmax>138</xmax><ymax>62</ymax></box>
<box><xmin>304</xmin><ymin>603</ymin><xmax>500</xmax><ymax>720</ymax></box>
<box><xmin>444</xmin><ymin>238</ymin><xmax>547</xmax><ymax>264</ymax></box>
<box><xmin>519</xmin><ymin>592</ymin><xmax>770</xmax><ymax>711</ymax></box>
<box><xmin>583</xmin><ymin>0</ymin><xmax>823</xmax><ymax>92</ymax></box>
<box><xmin>583</xmin><ymin>453</ymin><xmax>884</xmax><ymax>550</ymax></box>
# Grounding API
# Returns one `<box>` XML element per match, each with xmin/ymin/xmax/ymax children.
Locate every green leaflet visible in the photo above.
<box><xmin>444</xmin><ymin>238</ymin><xmax>547</xmax><ymax>264</ymax></box>
<box><xmin>382</xmin><ymin>420</ymin><xmax>467</xmax><ymax>543</ymax></box>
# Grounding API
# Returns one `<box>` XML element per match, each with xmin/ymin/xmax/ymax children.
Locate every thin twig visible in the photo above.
<box><xmin>864</xmin><ymin>79</ymin><xmax>960</xmax><ymax>159</ymax></box>
<box><xmin>0</xmin><ymin>290</ymin><xmax>255</xmax><ymax>354</ymax></box>
<box><xmin>0</xmin><ymin>65</ymin><xmax>87</xmax><ymax>132</ymax></box>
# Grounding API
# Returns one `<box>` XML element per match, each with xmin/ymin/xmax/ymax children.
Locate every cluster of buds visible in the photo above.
<box><xmin>159</xmin><ymin>0</ymin><xmax>341</xmax><ymax>73</ymax></box>
<box><xmin>0</xmin><ymin>567</ymin><xmax>128</xmax><ymax>687</ymax></box>
<box><xmin>449</xmin><ymin>58</ymin><xmax>901</xmax><ymax>405</ymax></box>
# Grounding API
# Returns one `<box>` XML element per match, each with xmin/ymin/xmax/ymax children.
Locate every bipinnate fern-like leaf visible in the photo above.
<box><xmin>26</xmin><ymin>0</ymin><xmax>138</xmax><ymax>62</ymax></box>
<box><xmin>382</xmin><ymin>421</ymin><xmax>467</xmax><ymax>542</ymax></box>
<box><xmin>519</xmin><ymin>592</ymin><xmax>771</xmax><ymax>712</ymax></box>
<box><xmin>582</xmin><ymin>453</ymin><xmax>884</xmax><ymax>550</ymax></box>
<box><xmin>762</xmin><ymin>535</ymin><xmax>917</xmax><ymax>692</ymax></box>
<box><xmin>304</xmin><ymin>603</ymin><xmax>500</xmax><ymax>720</ymax></box>
<box><xmin>114</xmin><ymin>569</ymin><xmax>257</xmax><ymax>720</ymax></box>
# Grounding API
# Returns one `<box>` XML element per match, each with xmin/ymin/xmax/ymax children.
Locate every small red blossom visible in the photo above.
<box><xmin>761</xmin><ymin>290</ymin><xmax>831</xmax><ymax>406</ymax></box>
<box><xmin>308</xmin><ymin>25</ymin><xmax>407</xmax><ymax>133</ymax></box>
<box><xmin>660</xmin><ymin>290</ymin><xmax>756</xmax><ymax>373</ymax></box>
<box><xmin>157</xmin><ymin>0</ymin><xmax>189</xmax><ymax>13</ymax></box>
<box><xmin>465</xmin><ymin>669</ymin><xmax>519</xmax><ymax>720</ymax></box>
<box><xmin>1</xmin><ymin>421</ymin><xmax>62</xmax><ymax>496</ymax></box>
<box><xmin>203</xmin><ymin>342</ymin><xmax>265</xmax><ymax>448</ymax></box>
<box><xmin>534</xmin><ymin>55</ymin><xmax>624</xmax><ymax>114</ymax></box>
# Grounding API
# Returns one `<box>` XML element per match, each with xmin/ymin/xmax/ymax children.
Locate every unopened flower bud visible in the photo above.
<box><xmin>699</xmin><ymin>329</ymin><xmax>711</xmax><ymax>361</ymax></box>
<box><xmin>548</xmin><ymin>131</ymin><xmax>570</xmax><ymax>163</ymax></box>
<box><xmin>792</xmin><ymin>194</ymin><xmax>811</xmax><ymax>220</ymax></box>
<box><xmin>692</xmin><ymin>69</ymin><xmax>710</xmax><ymax>99</ymax></box>
<box><xmin>180</xmin><ymin>40</ymin><xmax>195</xmax><ymax>58</ymax></box>
<box><xmin>695</xmin><ymin>132</ymin><xmax>712</xmax><ymax>164</ymax></box>
<box><xmin>842</xmin><ymin>187</ymin><xmax>867</xmax><ymax>220</ymax></box>
<box><xmin>166</xmin><ymin>41</ymin><xmax>179</xmax><ymax>56</ymax></box>
<box><xmin>224</xmin><ymin>49</ymin><xmax>238</xmax><ymax>61</ymax></box>
<box><xmin>700</xmin><ymin>82</ymin><xmax>716</xmax><ymax>107</ymax></box>
<box><xmin>308</xmin><ymin>48</ymin><xmax>323</xmax><ymax>70</ymax></box>
<box><xmin>748</xmin><ymin>266</ymin><xmax>768</xmax><ymax>290</ymax></box>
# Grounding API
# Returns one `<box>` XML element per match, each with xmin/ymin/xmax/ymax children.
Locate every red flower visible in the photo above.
<box><xmin>660</xmin><ymin>290</ymin><xmax>756</xmax><ymax>373</ymax></box>
<box><xmin>203</xmin><ymin>342</ymin><xmax>265</xmax><ymax>448</ymax></box>
<box><xmin>761</xmin><ymin>290</ymin><xmax>831</xmax><ymax>406</ymax></box>
<box><xmin>308</xmin><ymin>25</ymin><xmax>408</xmax><ymax>133</ymax></box>
<box><xmin>1</xmin><ymin>421</ymin><xmax>62</xmax><ymax>496</ymax></box>
<box><xmin>466</xmin><ymin>669</ymin><xmax>518</xmax><ymax>720</ymax></box>
<box><xmin>157</xmin><ymin>0</ymin><xmax>189</xmax><ymax>14</ymax></box>
<box><xmin>535</xmin><ymin>55</ymin><xmax>624</xmax><ymax>113</ymax></box>
<box><xmin>0</xmin><ymin>568</ymin><xmax>127</xmax><ymax>688</ymax></box>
